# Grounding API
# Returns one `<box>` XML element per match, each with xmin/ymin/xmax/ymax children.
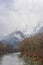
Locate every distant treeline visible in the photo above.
<box><xmin>0</xmin><ymin>42</ymin><xmax>19</xmax><ymax>55</ymax></box>
<box><xmin>19</xmin><ymin>33</ymin><xmax>43</xmax><ymax>65</ymax></box>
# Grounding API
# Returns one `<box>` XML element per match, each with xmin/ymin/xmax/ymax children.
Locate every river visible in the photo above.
<box><xmin>0</xmin><ymin>53</ymin><xmax>25</xmax><ymax>65</ymax></box>
<box><xmin>0</xmin><ymin>53</ymin><xmax>39</xmax><ymax>65</ymax></box>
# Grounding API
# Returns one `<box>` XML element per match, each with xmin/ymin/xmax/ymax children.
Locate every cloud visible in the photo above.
<box><xmin>0</xmin><ymin>0</ymin><xmax>43</xmax><ymax>38</ymax></box>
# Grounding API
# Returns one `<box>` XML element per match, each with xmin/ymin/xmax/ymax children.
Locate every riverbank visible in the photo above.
<box><xmin>19</xmin><ymin>33</ymin><xmax>43</xmax><ymax>65</ymax></box>
<box><xmin>0</xmin><ymin>42</ymin><xmax>20</xmax><ymax>55</ymax></box>
<box><xmin>19</xmin><ymin>54</ymin><xmax>41</xmax><ymax>65</ymax></box>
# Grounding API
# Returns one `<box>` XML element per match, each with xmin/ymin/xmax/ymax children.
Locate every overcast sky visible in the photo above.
<box><xmin>0</xmin><ymin>0</ymin><xmax>43</xmax><ymax>38</ymax></box>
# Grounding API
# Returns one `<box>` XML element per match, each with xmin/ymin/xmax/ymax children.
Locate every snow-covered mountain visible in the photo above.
<box><xmin>1</xmin><ymin>31</ymin><xmax>25</xmax><ymax>47</ymax></box>
<box><xmin>1</xmin><ymin>26</ymin><xmax>30</xmax><ymax>47</ymax></box>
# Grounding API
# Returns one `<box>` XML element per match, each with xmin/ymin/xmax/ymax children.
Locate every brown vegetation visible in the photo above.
<box><xmin>19</xmin><ymin>33</ymin><xmax>43</xmax><ymax>64</ymax></box>
<box><xmin>0</xmin><ymin>42</ymin><xmax>19</xmax><ymax>55</ymax></box>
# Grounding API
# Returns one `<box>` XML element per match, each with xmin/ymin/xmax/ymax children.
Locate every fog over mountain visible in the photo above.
<box><xmin>0</xmin><ymin>0</ymin><xmax>43</xmax><ymax>39</ymax></box>
<box><xmin>32</xmin><ymin>21</ymin><xmax>43</xmax><ymax>34</ymax></box>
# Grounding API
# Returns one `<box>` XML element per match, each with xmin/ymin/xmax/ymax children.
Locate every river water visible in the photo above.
<box><xmin>0</xmin><ymin>53</ymin><xmax>25</xmax><ymax>65</ymax></box>
<box><xmin>0</xmin><ymin>53</ymin><xmax>39</xmax><ymax>65</ymax></box>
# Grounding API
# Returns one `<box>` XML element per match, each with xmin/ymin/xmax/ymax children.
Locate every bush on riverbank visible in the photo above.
<box><xmin>19</xmin><ymin>33</ymin><xmax>43</xmax><ymax>65</ymax></box>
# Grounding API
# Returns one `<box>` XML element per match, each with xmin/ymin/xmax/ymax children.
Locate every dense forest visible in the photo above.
<box><xmin>19</xmin><ymin>33</ymin><xmax>43</xmax><ymax>65</ymax></box>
